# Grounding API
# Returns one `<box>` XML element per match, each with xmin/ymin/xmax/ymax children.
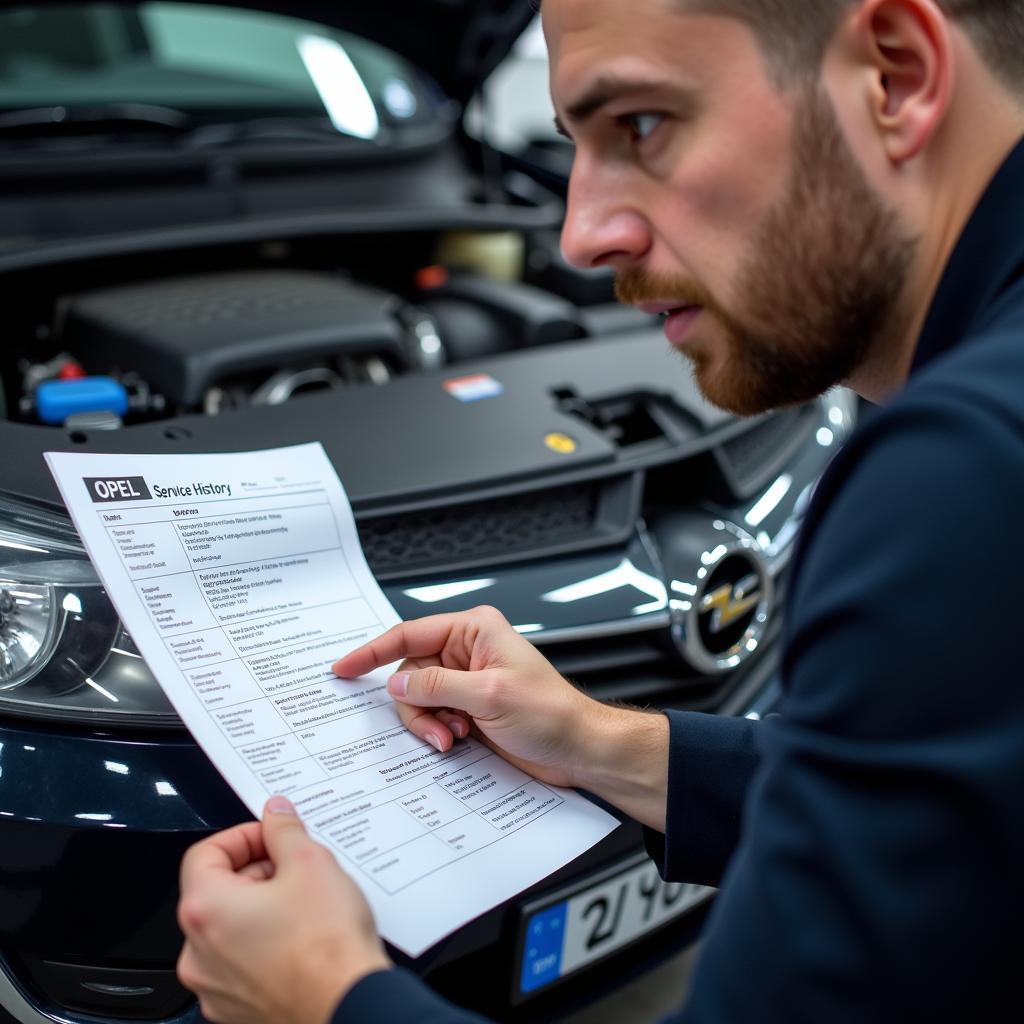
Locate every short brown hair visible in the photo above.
<box><xmin>685</xmin><ymin>1</ymin><xmax>1024</xmax><ymax>92</ymax></box>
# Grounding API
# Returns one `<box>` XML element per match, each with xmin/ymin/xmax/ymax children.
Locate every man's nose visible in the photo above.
<box><xmin>560</xmin><ymin>160</ymin><xmax>652</xmax><ymax>271</ymax></box>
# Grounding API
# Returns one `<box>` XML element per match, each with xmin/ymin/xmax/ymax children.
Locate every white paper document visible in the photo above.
<box><xmin>45</xmin><ymin>443</ymin><xmax>618</xmax><ymax>956</ymax></box>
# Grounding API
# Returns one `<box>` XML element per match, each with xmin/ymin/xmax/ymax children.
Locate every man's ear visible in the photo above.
<box><xmin>851</xmin><ymin>0</ymin><xmax>953</xmax><ymax>163</ymax></box>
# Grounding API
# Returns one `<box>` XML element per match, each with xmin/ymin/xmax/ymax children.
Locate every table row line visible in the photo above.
<box><xmin>318</xmin><ymin>776</ymin><xmax>565</xmax><ymax>895</ymax></box>
<box><xmin>103</xmin><ymin>499</ymin><xmax>340</xmax><ymax>578</ymax></box>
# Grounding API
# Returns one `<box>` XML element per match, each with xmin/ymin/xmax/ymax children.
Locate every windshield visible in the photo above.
<box><xmin>0</xmin><ymin>3</ymin><xmax>435</xmax><ymax>142</ymax></box>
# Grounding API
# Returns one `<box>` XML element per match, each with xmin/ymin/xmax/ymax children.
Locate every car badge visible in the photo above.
<box><xmin>443</xmin><ymin>373</ymin><xmax>504</xmax><ymax>402</ymax></box>
<box><xmin>700</xmin><ymin>573</ymin><xmax>761</xmax><ymax>634</ymax></box>
<box><xmin>679</xmin><ymin>530</ymin><xmax>773</xmax><ymax>675</ymax></box>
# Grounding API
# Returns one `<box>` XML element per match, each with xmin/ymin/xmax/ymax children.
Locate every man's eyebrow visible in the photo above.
<box><xmin>553</xmin><ymin>74</ymin><xmax>675</xmax><ymax>139</ymax></box>
<box><xmin>570</xmin><ymin>75</ymin><xmax>663</xmax><ymax>121</ymax></box>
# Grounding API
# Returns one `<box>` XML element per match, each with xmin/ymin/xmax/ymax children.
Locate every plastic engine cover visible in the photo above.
<box><xmin>61</xmin><ymin>271</ymin><xmax>408</xmax><ymax>406</ymax></box>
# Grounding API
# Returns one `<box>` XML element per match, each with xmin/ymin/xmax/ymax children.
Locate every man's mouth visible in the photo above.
<box><xmin>634</xmin><ymin>301</ymin><xmax>690</xmax><ymax>316</ymax></box>
<box><xmin>633</xmin><ymin>301</ymin><xmax>703</xmax><ymax>344</ymax></box>
<box><xmin>662</xmin><ymin>306</ymin><xmax>702</xmax><ymax>346</ymax></box>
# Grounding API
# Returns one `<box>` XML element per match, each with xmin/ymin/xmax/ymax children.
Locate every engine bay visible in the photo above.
<box><xmin>4</xmin><ymin>228</ymin><xmax>639</xmax><ymax>431</ymax></box>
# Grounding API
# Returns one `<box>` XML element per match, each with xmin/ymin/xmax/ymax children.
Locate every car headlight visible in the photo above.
<box><xmin>0</xmin><ymin>495</ymin><xmax>177</xmax><ymax>726</ymax></box>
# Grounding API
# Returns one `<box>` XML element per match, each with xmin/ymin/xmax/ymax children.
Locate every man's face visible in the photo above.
<box><xmin>544</xmin><ymin>0</ymin><xmax>916</xmax><ymax>415</ymax></box>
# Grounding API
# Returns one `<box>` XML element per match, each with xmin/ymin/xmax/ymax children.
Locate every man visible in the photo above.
<box><xmin>174</xmin><ymin>1</ymin><xmax>1024</xmax><ymax>1021</ymax></box>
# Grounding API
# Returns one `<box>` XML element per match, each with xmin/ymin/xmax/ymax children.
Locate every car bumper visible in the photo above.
<box><xmin>0</xmin><ymin>662</ymin><xmax>781</xmax><ymax>1024</ymax></box>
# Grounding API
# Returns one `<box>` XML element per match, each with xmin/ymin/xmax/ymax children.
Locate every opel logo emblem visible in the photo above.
<box><xmin>700</xmin><ymin>571</ymin><xmax>762</xmax><ymax>637</ymax></box>
<box><xmin>681</xmin><ymin>531</ymin><xmax>772</xmax><ymax>675</ymax></box>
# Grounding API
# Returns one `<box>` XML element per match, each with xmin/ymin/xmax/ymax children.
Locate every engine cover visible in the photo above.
<box><xmin>62</xmin><ymin>270</ymin><xmax>407</xmax><ymax>406</ymax></box>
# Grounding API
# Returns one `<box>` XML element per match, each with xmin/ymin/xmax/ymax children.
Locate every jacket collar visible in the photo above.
<box><xmin>911</xmin><ymin>134</ymin><xmax>1024</xmax><ymax>375</ymax></box>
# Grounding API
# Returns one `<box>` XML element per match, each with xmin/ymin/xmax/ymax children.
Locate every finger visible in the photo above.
<box><xmin>237</xmin><ymin>858</ymin><xmax>275</xmax><ymax>881</ymax></box>
<box><xmin>390</xmin><ymin>660</ymin><xmax>468</xmax><ymax>743</ymax></box>
<box><xmin>180</xmin><ymin>821</ymin><xmax>266</xmax><ymax>892</ymax></box>
<box><xmin>436</xmin><ymin>710</ymin><xmax>471</xmax><ymax>739</ymax></box>
<box><xmin>387</xmin><ymin>665</ymin><xmax>501</xmax><ymax>721</ymax></box>
<box><xmin>385</xmin><ymin>655</ymin><xmax>444</xmax><ymax>682</ymax></box>
<box><xmin>176</xmin><ymin>941</ymin><xmax>200</xmax><ymax>994</ymax></box>
<box><xmin>332</xmin><ymin>615</ymin><xmax>469</xmax><ymax>678</ymax></box>
<box><xmin>399</xmin><ymin>655</ymin><xmax>443</xmax><ymax>672</ymax></box>
<box><xmin>395</xmin><ymin>702</ymin><xmax>455</xmax><ymax>752</ymax></box>
<box><xmin>393</xmin><ymin>695</ymin><xmax>468</xmax><ymax>736</ymax></box>
<box><xmin>260</xmin><ymin>796</ymin><xmax>315</xmax><ymax>868</ymax></box>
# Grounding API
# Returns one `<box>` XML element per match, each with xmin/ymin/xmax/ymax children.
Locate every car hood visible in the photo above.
<box><xmin>2</xmin><ymin>330</ymin><xmax>737</xmax><ymax>515</ymax></box>
<box><xmin>16</xmin><ymin>0</ymin><xmax>538</xmax><ymax>105</ymax></box>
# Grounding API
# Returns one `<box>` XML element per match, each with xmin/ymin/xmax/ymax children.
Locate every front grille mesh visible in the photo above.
<box><xmin>359</xmin><ymin>483</ymin><xmax>599</xmax><ymax>577</ymax></box>
<box><xmin>718</xmin><ymin>405</ymin><xmax>815</xmax><ymax>497</ymax></box>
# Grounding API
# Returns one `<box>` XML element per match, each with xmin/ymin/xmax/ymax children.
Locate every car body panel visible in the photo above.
<box><xmin>1</xmin><ymin>332</ymin><xmax>734</xmax><ymax>512</ymax></box>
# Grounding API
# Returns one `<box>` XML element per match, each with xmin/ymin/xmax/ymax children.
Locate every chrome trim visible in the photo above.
<box><xmin>80</xmin><ymin>985</ymin><xmax>154</xmax><ymax>997</ymax></box>
<box><xmin>526</xmin><ymin>611</ymin><xmax>671</xmax><ymax>646</ymax></box>
<box><xmin>0</xmin><ymin>959</ymin><xmax>79</xmax><ymax>1024</ymax></box>
<box><xmin>397</xmin><ymin>307</ymin><xmax>447</xmax><ymax>371</ymax></box>
<box><xmin>250</xmin><ymin>366</ymin><xmax>346</xmax><ymax>405</ymax></box>
<box><xmin>670</xmin><ymin>523</ymin><xmax>774</xmax><ymax>677</ymax></box>
<box><xmin>738</xmin><ymin>391</ymin><xmax>857</xmax><ymax>581</ymax></box>
<box><xmin>0</xmin><ymin>958</ymin><xmax>199</xmax><ymax>1024</ymax></box>
<box><xmin>0</xmin><ymin>962</ymin><xmax>47</xmax><ymax>1024</ymax></box>
<box><xmin>521</xmin><ymin>393</ymin><xmax>854</xmax><ymax>656</ymax></box>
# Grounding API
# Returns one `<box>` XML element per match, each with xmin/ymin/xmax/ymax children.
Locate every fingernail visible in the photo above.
<box><xmin>388</xmin><ymin>672</ymin><xmax>409</xmax><ymax>697</ymax></box>
<box><xmin>266</xmin><ymin>795</ymin><xmax>297</xmax><ymax>816</ymax></box>
<box><xmin>426</xmin><ymin>733</ymin><xmax>444</xmax><ymax>753</ymax></box>
<box><xmin>451</xmin><ymin>719</ymin><xmax>468</xmax><ymax>738</ymax></box>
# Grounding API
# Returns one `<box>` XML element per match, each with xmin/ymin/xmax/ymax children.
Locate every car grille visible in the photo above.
<box><xmin>359</xmin><ymin>483</ymin><xmax>601</xmax><ymax>579</ymax></box>
<box><xmin>717</xmin><ymin>404</ymin><xmax>817</xmax><ymax>498</ymax></box>
<box><xmin>359</xmin><ymin>406</ymin><xmax>818</xmax><ymax>582</ymax></box>
<box><xmin>539</xmin><ymin>573</ymin><xmax>789</xmax><ymax>712</ymax></box>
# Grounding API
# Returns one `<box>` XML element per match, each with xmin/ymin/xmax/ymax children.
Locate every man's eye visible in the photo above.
<box><xmin>624</xmin><ymin>113</ymin><xmax>664</xmax><ymax>140</ymax></box>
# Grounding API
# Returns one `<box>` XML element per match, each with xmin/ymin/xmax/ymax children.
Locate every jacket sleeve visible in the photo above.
<box><xmin>643</xmin><ymin>710</ymin><xmax>761</xmax><ymax>887</ymax></box>
<box><xmin>669</xmin><ymin>388</ymin><xmax>1024</xmax><ymax>1023</ymax></box>
<box><xmin>331</xmin><ymin>969</ymin><xmax>490</xmax><ymax>1024</ymax></box>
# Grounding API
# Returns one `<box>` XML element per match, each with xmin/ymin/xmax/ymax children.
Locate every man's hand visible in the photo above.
<box><xmin>176</xmin><ymin>797</ymin><xmax>390</xmax><ymax>1024</ymax></box>
<box><xmin>332</xmin><ymin>606</ymin><xmax>670</xmax><ymax>828</ymax></box>
<box><xmin>332</xmin><ymin>605</ymin><xmax>599</xmax><ymax>789</ymax></box>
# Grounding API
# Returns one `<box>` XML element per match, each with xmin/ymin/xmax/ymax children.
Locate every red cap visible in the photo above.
<box><xmin>57</xmin><ymin>361</ymin><xmax>87</xmax><ymax>380</ymax></box>
<box><xmin>414</xmin><ymin>265</ymin><xmax>449</xmax><ymax>291</ymax></box>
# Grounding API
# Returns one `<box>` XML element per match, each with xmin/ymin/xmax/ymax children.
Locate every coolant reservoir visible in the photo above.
<box><xmin>435</xmin><ymin>231</ymin><xmax>524</xmax><ymax>282</ymax></box>
<box><xmin>35</xmin><ymin>377</ymin><xmax>128</xmax><ymax>425</ymax></box>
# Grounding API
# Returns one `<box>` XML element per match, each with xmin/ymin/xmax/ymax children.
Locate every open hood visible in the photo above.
<box><xmin>17</xmin><ymin>0</ymin><xmax>539</xmax><ymax>105</ymax></box>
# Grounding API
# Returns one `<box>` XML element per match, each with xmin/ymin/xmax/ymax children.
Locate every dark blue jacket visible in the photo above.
<box><xmin>333</xmin><ymin>137</ymin><xmax>1024</xmax><ymax>1024</ymax></box>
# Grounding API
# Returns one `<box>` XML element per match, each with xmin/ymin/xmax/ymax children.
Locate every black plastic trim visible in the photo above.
<box><xmin>0</xmin><ymin>200</ymin><xmax>565</xmax><ymax>276</ymax></box>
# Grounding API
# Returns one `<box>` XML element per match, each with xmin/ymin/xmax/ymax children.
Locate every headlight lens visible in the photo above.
<box><xmin>0</xmin><ymin>583</ymin><xmax>57</xmax><ymax>688</ymax></box>
<box><xmin>0</xmin><ymin>584</ymin><xmax>56</xmax><ymax>687</ymax></box>
<box><xmin>0</xmin><ymin>496</ymin><xmax>178</xmax><ymax>726</ymax></box>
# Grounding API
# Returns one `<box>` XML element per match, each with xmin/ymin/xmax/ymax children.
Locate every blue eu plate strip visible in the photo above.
<box><xmin>520</xmin><ymin>900</ymin><xmax>568</xmax><ymax>994</ymax></box>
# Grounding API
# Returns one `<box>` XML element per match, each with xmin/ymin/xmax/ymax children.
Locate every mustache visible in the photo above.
<box><xmin>614</xmin><ymin>269</ymin><xmax>718</xmax><ymax>311</ymax></box>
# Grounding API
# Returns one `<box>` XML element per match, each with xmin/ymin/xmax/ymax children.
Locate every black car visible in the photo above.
<box><xmin>0</xmin><ymin>3</ymin><xmax>855</xmax><ymax>1021</ymax></box>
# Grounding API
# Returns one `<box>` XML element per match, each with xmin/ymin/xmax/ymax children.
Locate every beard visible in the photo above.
<box><xmin>615</xmin><ymin>86</ymin><xmax>918</xmax><ymax>416</ymax></box>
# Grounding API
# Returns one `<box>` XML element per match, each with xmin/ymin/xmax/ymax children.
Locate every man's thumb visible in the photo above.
<box><xmin>261</xmin><ymin>796</ymin><xmax>311</xmax><ymax>865</ymax></box>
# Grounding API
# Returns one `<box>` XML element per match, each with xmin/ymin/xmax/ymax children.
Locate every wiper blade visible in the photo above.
<box><xmin>0</xmin><ymin>104</ymin><xmax>193</xmax><ymax>138</ymax></box>
<box><xmin>182</xmin><ymin>116</ymin><xmax>365</xmax><ymax>148</ymax></box>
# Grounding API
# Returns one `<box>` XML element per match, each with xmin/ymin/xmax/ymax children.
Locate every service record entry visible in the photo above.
<box><xmin>46</xmin><ymin>443</ymin><xmax>618</xmax><ymax>957</ymax></box>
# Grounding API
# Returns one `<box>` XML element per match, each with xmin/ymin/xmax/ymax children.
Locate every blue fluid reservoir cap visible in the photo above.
<box><xmin>36</xmin><ymin>377</ymin><xmax>130</xmax><ymax>426</ymax></box>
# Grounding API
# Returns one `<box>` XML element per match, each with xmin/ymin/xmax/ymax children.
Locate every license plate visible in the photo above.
<box><xmin>515</xmin><ymin>854</ymin><xmax>714</xmax><ymax>999</ymax></box>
